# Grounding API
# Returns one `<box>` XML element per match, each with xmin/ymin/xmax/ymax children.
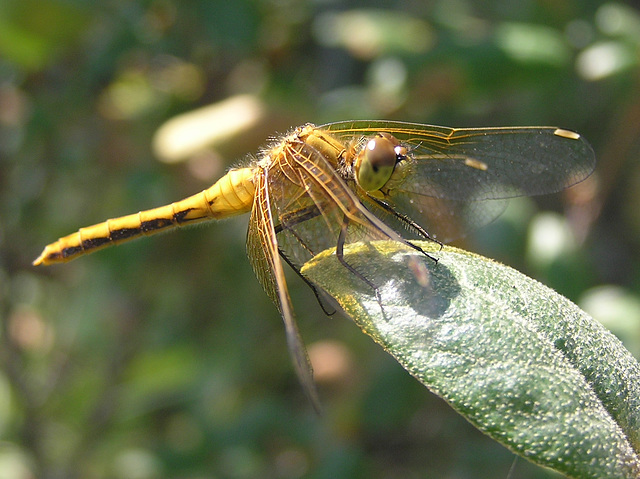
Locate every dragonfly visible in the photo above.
<box><xmin>34</xmin><ymin>120</ymin><xmax>596</xmax><ymax>408</ymax></box>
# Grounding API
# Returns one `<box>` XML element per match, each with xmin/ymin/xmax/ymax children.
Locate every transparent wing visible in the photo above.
<box><xmin>322</xmin><ymin>120</ymin><xmax>595</xmax><ymax>241</ymax></box>
<box><xmin>247</xmin><ymin>134</ymin><xmax>421</xmax><ymax>409</ymax></box>
<box><xmin>267</xmin><ymin>138</ymin><xmax>406</xmax><ymax>272</ymax></box>
<box><xmin>323</xmin><ymin>120</ymin><xmax>595</xmax><ymax>199</ymax></box>
<box><xmin>362</xmin><ymin>193</ymin><xmax>508</xmax><ymax>244</ymax></box>
<box><xmin>246</xmin><ymin>170</ymin><xmax>321</xmax><ymax>412</ymax></box>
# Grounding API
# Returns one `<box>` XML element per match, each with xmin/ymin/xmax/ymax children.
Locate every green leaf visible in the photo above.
<box><xmin>301</xmin><ymin>241</ymin><xmax>640</xmax><ymax>479</ymax></box>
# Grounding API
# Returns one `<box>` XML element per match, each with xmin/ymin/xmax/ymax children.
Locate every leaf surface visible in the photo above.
<box><xmin>301</xmin><ymin>241</ymin><xmax>640</xmax><ymax>479</ymax></box>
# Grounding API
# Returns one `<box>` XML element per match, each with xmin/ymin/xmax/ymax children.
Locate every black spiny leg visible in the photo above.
<box><xmin>336</xmin><ymin>216</ymin><xmax>387</xmax><ymax>316</ymax></box>
<box><xmin>367</xmin><ymin>195</ymin><xmax>441</xmax><ymax>263</ymax></box>
<box><xmin>278</xmin><ymin>248</ymin><xmax>337</xmax><ymax>316</ymax></box>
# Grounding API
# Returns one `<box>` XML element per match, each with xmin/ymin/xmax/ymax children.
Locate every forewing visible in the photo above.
<box><xmin>246</xmin><ymin>170</ymin><xmax>320</xmax><ymax>411</ymax></box>
<box><xmin>322</xmin><ymin>120</ymin><xmax>595</xmax><ymax>242</ymax></box>
<box><xmin>268</xmin><ymin>139</ymin><xmax>404</xmax><ymax>272</ymax></box>
<box><xmin>324</xmin><ymin>120</ymin><xmax>595</xmax><ymax>199</ymax></box>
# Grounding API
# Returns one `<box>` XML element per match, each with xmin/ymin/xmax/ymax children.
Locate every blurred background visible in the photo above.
<box><xmin>2</xmin><ymin>0</ymin><xmax>640</xmax><ymax>477</ymax></box>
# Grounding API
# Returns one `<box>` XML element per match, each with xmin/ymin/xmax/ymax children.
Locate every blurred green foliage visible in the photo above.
<box><xmin>2</xmin><ymin>0</ymin><xmax>640</xmax><ymax>478</ymax></box>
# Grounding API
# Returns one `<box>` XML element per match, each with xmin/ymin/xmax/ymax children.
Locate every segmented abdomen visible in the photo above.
<box><xmin>34</xmin><ymin>167</ymin><xmax>256</xmax><ymax>265</ymax></box>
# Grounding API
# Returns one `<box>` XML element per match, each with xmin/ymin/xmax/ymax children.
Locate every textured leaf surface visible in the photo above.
<box><xmin>301</xmin><ymin>241</ymin><xmax>640</xmax><ymax>479</ymax></box>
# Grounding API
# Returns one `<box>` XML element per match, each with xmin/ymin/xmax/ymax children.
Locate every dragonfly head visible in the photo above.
<box><xmin>355</xmin><ymin>132</ymin><xmax>407</xmax><ymax>192</ymax></box>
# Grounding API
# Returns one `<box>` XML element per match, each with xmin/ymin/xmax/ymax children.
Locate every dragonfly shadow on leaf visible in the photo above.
<box><xmin>302</xmin><ymin>241</ymin><xmax>462</xmax><ymax>335</ymax></box>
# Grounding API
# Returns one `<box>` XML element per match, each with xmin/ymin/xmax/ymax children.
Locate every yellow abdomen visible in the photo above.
<box><xmin>34</xmin><ymin>167</ymin><xmax>257</xmax><ymax>265</ymax></box>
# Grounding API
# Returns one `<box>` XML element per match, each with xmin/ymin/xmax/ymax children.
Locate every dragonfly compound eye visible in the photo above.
<box><xmin>355</xmin><ymin>133</ymin><xmax>402</xmax><ymax>192</ymax></box>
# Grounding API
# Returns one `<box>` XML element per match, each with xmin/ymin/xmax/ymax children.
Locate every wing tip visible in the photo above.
<box><xmin>553</xmin><ymin>128</ymin><xmax>581</xmax><ymax>140</ymax></box>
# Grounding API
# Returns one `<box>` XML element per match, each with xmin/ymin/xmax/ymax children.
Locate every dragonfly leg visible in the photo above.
<box><xmin>279</xmin><ymin>248</ymin><xmax>337</xmax><ymax>317</ymax></box>
<box><xmin>336</xmin><ymin>216</ymin><xmax>388</xmax><ymax>318</ymax></box>
<box><xmin>366</xmin><ymin>195</ymin><xmax>441</xmax><ymax>262</ymax></box>
<box><xmin>274</xmin><ymin>205</ymin><xmax>338</xmax><ymax>316</ymax></box>
<box><xmin>404</xmin><ymin>239</ymin><xmax>440</xmax><ymax>264</ymax></box>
